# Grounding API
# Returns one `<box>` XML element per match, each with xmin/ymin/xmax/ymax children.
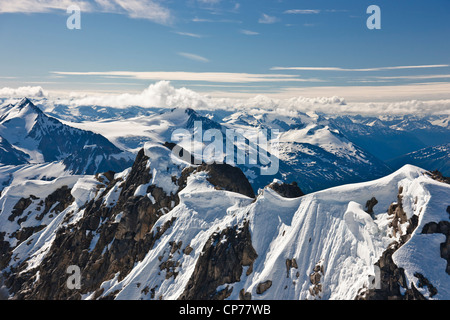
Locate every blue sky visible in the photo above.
<box><xmin>1</xmin><ymin>0</ymin><xmax>450</xmax><ymax>101</ymax></box>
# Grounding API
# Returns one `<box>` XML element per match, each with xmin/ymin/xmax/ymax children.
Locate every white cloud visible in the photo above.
<box><xmin>178</xmin><ymin>52</ymin><xmax>210</xmax><ymax>63</ymax></box>
<box><xmin>174</xmin><ymin>31</ymin><xmax>203</xmax><ymax>38</ymax></box>
<box><xmin>50</xmin><ymin>71</ymin><xmax>320</xmax><ymax>83</ymax></box>
<box><xmin>47</xmin><ymin>81</ymin><xmax>450</xmax><ymax>116</ymax></box>
<box><xmin>373</xmin><ymin>74</ymin><xmax>450</xmax><ymax>80</ymax></box>
<box><xmin>0</xmin><ymin>86</ymin><xmax>47</xmax><ymax>98</ymax></box>
<box><xmin>0</xmin><ymin>0</ymin><xmax>173</xmax><ymax>25</ymax></box>
<box><xmin>61</xmin><ymin>81</ymin><xmax>209</xmax><ymax>109</ymax></box>
<box><xmin>271</xmin><ymin>82</ymin><xmax>450</xmax><ymax>103</ymax></box>
<box><xmin>197</xmin><ymin>0</ymin><xmax>221</xmax><ymax>4</ymax></box>
<box><xmin>240</xmin><ymin>29</ymin><xmax>259</xmax><ymax>35</ymax></box>
<box><xmin>192</xmin><ymin>16</ymin><xmax>242</xmax><ymax>23</ymax></box>
<box><xmin>271</xmin><ymin>64</ymin><xmax>450</xmax><ymax>72</ymax></box>
<box><xmin>258</xmin><ymin>13</ymin><xmax>278</xmax><ymax>24</ymax></box>
<box><xmin>0</xmin><ymin>0</ymin><xmax>93</xmax><ymax>13</ymax></box>
<box><xmin>284</xmin><ymin>9</ymin><xmax>320</xmax><ymax>14</ymax></box>
<box><xmin>105</xmin><ymin>0</ymin><xmax>172</xmax><ymax>24</ymax></box>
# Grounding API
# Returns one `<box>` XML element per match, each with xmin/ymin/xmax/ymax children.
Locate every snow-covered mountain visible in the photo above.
<box><xmin>223</xmin><ymin>111</ymin><xmax>392</xmax><ymax>193</ymax></box>
<box><xmin>388</xmin><ymin>143</ymin><xmax>450</xmax><ymax>176</ymax></box>
<box><xmin>0</xmin><ymin>144</ymin><xmax>448</xmax><ymax>300</ymax></box>
<box><xmin>52</xmin><ymin>107</ymin><xmax>392</xmax><ymax>193</ymax></box>
<box><xmin>0</xmin><ymin>136</ymin><xmax>28</xmax><ymax>166</ymax></box>
<box><xmin>0</xmin><ymin>98</ymin><xmax>133</xmax><ymax>176</ymax></box>
<box><xmin>328</xmin><ymin>114</ymin><xmax>450</xmax><ymax>161</ymax></box>
<box><xmin>2</xmin><ymin>98</ymin><xmax>447</xmax><ymax>195</ymax></box>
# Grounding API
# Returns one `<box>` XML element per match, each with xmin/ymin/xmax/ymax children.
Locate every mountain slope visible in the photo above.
<box><xmin>387</xmin><ymin>143</ymin><xmax>450</xmax><ymax>176</ymax></box>
<box><xmin>0</xmin><ymin>136</ymin><xmax>28</xmax><ymax>166</ymax></box>
<box><xmin>0</xmin><ymin>98</ymin><xmax>133</xmax><ymax>175</ymax></box>
<box><xmin>0</xmin><ymin>145</ymin><xmax>448</xmax><ymax>300</ymax></box>
<box><xmin>329</xmin><ymin>115</ymin><xmax>450</xmax><ymax>162</ymax></box>
<box><xmin>329</xmin><ymin>116</ymin><xmax>427</xmax><ymax>161</ymax></box>
<box><xmin>61</xmin><ymin>108</ymin><xmax>393</xmax><ymax>193</ymax></box>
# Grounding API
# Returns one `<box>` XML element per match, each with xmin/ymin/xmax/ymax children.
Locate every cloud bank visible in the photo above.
<box><xmin>0</xmin><ymin>86</ymin><xmax>47</xmax><ymax>98</ymax></box>
<box><xmin>47</xmin><ymin>81</ymin><xmax>450</xmax><ymax>116</ymax></box>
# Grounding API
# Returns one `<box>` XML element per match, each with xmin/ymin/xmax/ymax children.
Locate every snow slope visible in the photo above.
<box><xmin>0</xmin><ymin>144</ymin><xmax>448</xmax><ymax>300</ymax></box>
<box><xmin>94</xmin><ymin>164</ymin><xmax>449</xmax><ymax>300</ymax></box>
<box><xmin>0</xmin><ymin>98</ymin><xmax>133</xmax><ymax>175</ymax></box>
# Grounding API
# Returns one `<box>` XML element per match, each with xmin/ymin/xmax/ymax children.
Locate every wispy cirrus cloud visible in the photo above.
<box><xmin>240</xmin><ymin>29</ymin><xmax>259</xmax><ymax>36</ymax></box>
<box><xmin>284</xmin><ymin>9</ymin><xmax>321</xmax><ymax>14</ymax></box>
<box><xmin>373</xmin><ymin>74</ymin><xmax>450</xmax><ymax>80</ymax></box>
<box><xmin>0</xmin><ymin>0</ymin><xmax>173</xmax><ymax>25</ymax></box>
<box><xmin>174</xmin><ymin>31</ymin><xmax>204</xmax><ymax>38</ymax></box>
<box><xmin>258</xmin><ymin>13</ymin><xmax>278</xmax><ymax>24</ymax></box>
<box><xmin>271</xmin><ymin>64</ymin><xmax>450</xmax><ymax>72</ymax></box>
<box><xmin>50</xmin><ymin>71</ymin><xmax>321</xmax><ymax>83</ymax></box>
<box><xmin>0</xmin><ymin>0</ymin><xmax>93</xmax><ymax>13</ymax></box>
<box><xmin>100</xmin><ymin>0</ymin><xmax>172</xmax><ymax>24</ymax></box>
<box><xmin>178</xmin><ymin>52</ymin><xmax>210</xmax><ymax>63</ymax></box>
<box><xmin>192</xmin><ymin>16</ymin><xmax>242</xmax><ymax>23</ymax></box>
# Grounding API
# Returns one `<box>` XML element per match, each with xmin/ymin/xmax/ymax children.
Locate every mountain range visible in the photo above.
<box><xmin>0</xmin><ymin>97</ymin><xmax>448</xmax><ymax>300</ymax></box>
<box><xmin>0</xmin><ymin>98</ymin><xmax>133</xmax><ymax>179</ymax></box>
<box><xmin>0</xmin><ymin>143</ymin><xmax>448</xmax><ymax>300</ymax></box>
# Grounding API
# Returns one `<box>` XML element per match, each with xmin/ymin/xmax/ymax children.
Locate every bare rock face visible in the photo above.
<box><xmin>356</xmin><ymin>245</ymin><xmax>425</xmax><ymax>300</ymax></box>
<box><xmin>365</xmin><ymin>197</ymin><xmax>378</xmax><ymax>217</ymax></box>
<box><xmin>4</xmin><ymin>148</ymin><xmax>179</xmax><ymax>300</ymax></box>
<box><xmin>426</xmin><ymin>170</ymin><xmax>450</xmax><ymax>184</ymax></box>
<box><xmin>1</xmin><ymin>145</ymin><xmax>260</xmax><ymax>300</ymax></box>
<box><xmin>256</xmin><ymin>280</ymin><xmax>272</xmax><ymax>295</ymax></box>
<box><xmin>269</xmin><ymin>181</ymin><xmax>304</xmax><ymax>198</ymax></box>
<box><xmin>356</xmin><ymin>187</ymin><xmax>427</xmax><ymax>300</ymax></box>
<box><xmin>388</xmin><ymin>187</ymin><xmax>409</xmax><ymax>238</ymax></box>
<box><xmin>285</xmin><ymin>258</ymin><xmax>298</xmax><ymax>277</ymax></box>
<box><xmin>422</xmin><ymin>220</ymin><xmax>450</xmax><ymax>275</ymax></box>
<box><xmin>0</xmin><ymin>232</ymin><xmax>10</xmax><ymax>271</ymax></box>
<box><xmin>179</xmin><ymin>221</ymin><xmax>258</xmax><ymax>300</ymax></box>
<box><xmin>239</xmin><ymin>289</ymin><xmax>252</xmax><ymax>300</ymax></box>
<box><xmin>196</xmin><ymin>163</ymin><xmax>256</xmax><ymax>199</ymax></box>
<box><xmin>309</xmin><ymin>261</ymin><xmax>324</xmax><ymax>299</ymax></box>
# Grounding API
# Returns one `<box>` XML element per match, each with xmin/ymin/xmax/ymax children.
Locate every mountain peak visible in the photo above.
<box><xmin>16</xmin><ymin>97</ymin><xmax>43</xmax><ymax>114</ymax></box>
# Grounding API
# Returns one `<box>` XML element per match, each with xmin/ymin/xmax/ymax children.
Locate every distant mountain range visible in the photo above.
<box><xmin>0</xmin><ymin>97</ymin><xmax>448</xmax><ymax>301</ymax></box>
<box><xmin>388</xmin><ymin>143</ymin><xmax>450</xmax><ymax>176</ymax></box>
<box><xmin>328</xmin><ymin>115</ymin><xmax>449</xmax><ymax>161</ymax></box>
<box><xmin>0</xmin><ymin>98</ymin><xmax>448</xmax><ymax>194</ymax></box>
<box><xmin>0</xmin><ymin>98</ymin><xmax>133</xmax><ymax>176</ymax></box>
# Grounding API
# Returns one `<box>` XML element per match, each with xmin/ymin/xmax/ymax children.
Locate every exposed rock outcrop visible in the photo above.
<box><xmin>422</xmin><ymin>220</ymin><xmax>450</xmax><ymax>275</ymax></box>
<box><xmin>179</xmin><ymin>221</ymin><xmax>258</xmax><ymax>300</ymax></box>
<box><xmin>196</xmin><ymin>163</ymin><xmax>256</xmax><ymax>199</ymax></box>
<box><xmin>1</xmin><ymin>145</ymin><xmax>260</xmax><ymax>300</ymax></box>
<box><xmin>356</xmin><ymin>244</ymin><xmax>425</xmax><ymax>300</ymax></box>
<box><xmin>356</xmin><ymin>187</ymin><xmax>425</xmax><ymax>300</ymax></box>
<box><xmin>426</xmin><ymin>170</ymin><xmax>450</xmax><ymax>184</ymax></box>
<box><xmin>269</xmin><ymin>181</ymin><xmax>304</xmax><ymax>198</ymax></box>
<box><xmin>309</xmin><ymin>260</ymin><xmax>324</xmax><ymax>299</ymax></box>
<box><xmin>256</xmin><ymin>280</ymin><xmax>272</xmax><ymax>295</ymax></box>
<box><xmin>4</xmin><ymin>148</ymin><xmax>179</xmax><ymax>300</ymax></box>
<box><xmin>365</xmin><ymin>197</ymin><xmax>378</xmax><ymax>217</ymax></box>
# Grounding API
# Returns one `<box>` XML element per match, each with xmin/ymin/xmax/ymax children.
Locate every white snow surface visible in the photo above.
<box><xmin>94</xmin><ymin>164</ymin><xmax>449</xmax><ymax>300</ymax></box>
<box><xmin>0</xmin><ymin>144</ymin><xmax>448</xmax><ymax>300</ymax></box>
